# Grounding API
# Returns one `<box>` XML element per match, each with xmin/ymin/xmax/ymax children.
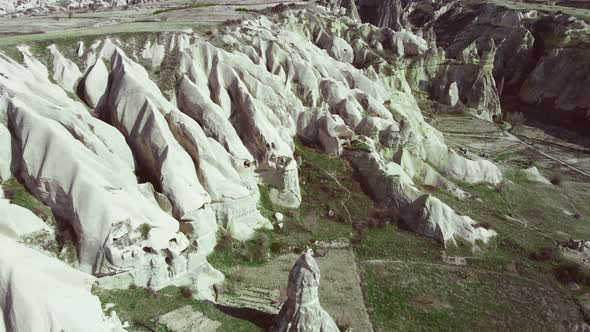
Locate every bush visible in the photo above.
<box><xmin>555</xmin><ymin>263</ymin><xmax>590</xmax><ymax>285</ymax></box>
<box><xmin>270</xmin><ymin>241</ymin><xmax>288</xmax><ymax>254</ymax></box>
<box><xmin>505</xmin><ymin>111</ymin><xmax>526</xmax><ymax>127</ymax></box>
<box><xmin>139</xmin><ymin>223</ymin><xmax>151</xmax><ymax>239</ymax></box>
<box><xmin>180</xmin><ymin>286</ymin><xmax>194</xmax><ymax>298</ymax></box>
<box><xmin>531</xmin><ymin>247</ymin><xmax>556</xmax><ymax>261</ymax></box>
<box><xmin>246</xmin><ymin>245</ymin><xmax>267</xmax><ymax>262</ymax></box>
<box><xmin>253</xmin><ymin>232</ymin><xmax>270</xmax><ymax>246</ymax></box>
<box><xmin>550</xmin><ymin>172</ymin><xmax>562</xmax><ymax>185</ymax></box>
<box><xmin>217</xmin><ymin>230</ymin><xmax>234</xmax><ymax>251</ymax></box>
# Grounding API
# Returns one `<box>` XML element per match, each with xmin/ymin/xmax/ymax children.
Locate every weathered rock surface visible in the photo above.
<box><xmin>0</xmin><ymin>5</ymin><xmax>514</xmax><ymax>322</ymax></box>
<box><xmin>522</xmin><ymin>166</ymin><xmax>551</xmax><ymax>184</ymax></box>
<box><xmin>0</xmin><ymin>123</ymin><xmax>11</xmax><ymax>181</ymax></box>
<box><xmin>0</xmin><ymin>49</ymin><xmax>222</xmax><ymax>299</ymax></box>
<box><xmin>0</xmin><ymin>198</ymin><xmax>50</xmax><ymax>239</ymax></box>
<box><xmin>274</xmin><ymin>250</ymin><xmax>339</xmax><ymax>332</ymax></box>
<box><xmin>0</xmin><ymin>234</ymin><xmax>126</xmax><ymax>332</ymax></box>
<box><xmin>47</xmin><ymin>44</ymin><xmax>82</xmax><ymax>93</ymax></box>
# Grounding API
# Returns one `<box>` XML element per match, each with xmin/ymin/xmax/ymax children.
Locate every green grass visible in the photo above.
<box><xmin>355</xmin><ymin>225</ymin><xmax>441</xmax><ymax>261</ymax></box>
<box><xmin>153</xmin><ymin>3</ymin><xmax>217</xmax><ymax>15</ymax></box>
<box><xmin>207</xmin><ymin>229</ymin><xmax>277</xmax><ymax>276</ymax></box>
<box><xmin>355</xmin><ymin>160</ymin><xmax>590</xmax><ymax>330</ymax></box>
<box><xmin>363</xmin><ymin>268</ymin><xmax>452</xmax><ymax>331</ymax></box>
<box><xmin>1</xmin><ymin>177</ymin><xmax>54</xmax><ymax>223</ymax></box>
<box><xmin>257</xmin><ymin>141</ymin><xmax>376</xmax><ymax>249</ymax></box>
<box><xmin>96</xmin><ymin>286</ymin><xmax>260</xmax><ymax>331</ymax></box>
<box><xmin>361</xmin><ymin>261</ymin><xmax>579</xmax><ymax>331</ymax></box>
<box><xmin>235</xmin><ymin>8</ymin><xmax>258</xmax><ymax>13</ymax></box>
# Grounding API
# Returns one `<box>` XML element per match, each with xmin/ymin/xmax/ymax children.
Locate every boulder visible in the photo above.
<box><xmin>522</xmin><ymin>166</ymin><xmax>551</xmax><ymax>185</ymax></box>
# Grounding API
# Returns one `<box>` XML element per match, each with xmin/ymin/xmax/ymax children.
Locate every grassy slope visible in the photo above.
<box><xmin>96</xmin><ymin>286</ymin><xmax>260</xmax><ymax>332</ymax></box>
<box><xmin>354</xmin><ymin>165</ymin><xmax>590</xmax><ymax>331</ymax></box>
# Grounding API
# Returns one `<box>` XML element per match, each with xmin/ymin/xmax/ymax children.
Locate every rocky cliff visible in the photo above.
<box><xmin>358</xmin><ymin>0</ymin><xmax>590</xmax><ymax>124</ymax></box>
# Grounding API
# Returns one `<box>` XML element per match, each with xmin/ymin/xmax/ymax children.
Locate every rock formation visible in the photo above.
<box><xmin>274</xmin><ymin>250</ymin><xmax>339</xmax><ymax>332</ymax></box>
<box><xmin>0</xmin><ymin>234</ymin><xmax>126</xmax><ymax>331</ymax></box>
<box><xmin>0</xmin><ymin>4</ymin><xmax>519</xmax><ymax>327</ymax></box>
<box><xmin>365</xmin><ymin>1</ymin><xmax>590</xmax><ymax>123</ymax></box>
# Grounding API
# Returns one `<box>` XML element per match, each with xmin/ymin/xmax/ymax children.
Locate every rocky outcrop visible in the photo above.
<box><xmin>47</xmin><ymin>44</ymin><xmax>82</xmax><ymax>93</ymax></box>
<box><xmin>346</xmin><ymin>144</ymin><xmax>496</xmax><ymax>245</ymax></box>
<box><xmin>519</xmin><ymin>16</ymin><xmax>590</xmax><ymax>117</ymax></box>
<box><xmin>522</xmin><ymin>166</ymin><xmax>551</xmax><ymax>184</ymax></box>
<box><xmin>274</xmin><ymin>250</ymin><xmax>339</xmax><ymax>332</ymax></box>
<box><xmin>358</xmin><ymin>0</ymin><xmax>411</xmax><ymax>31</ymax></box>
<box><xmin>0</xmin><ymin>49</ymin><xmax>223</xmax><ymax>298</ymax></box>
<box><xmin>0</xmin><ymin>234</ymin><xmax>126</xmax><ymax>332</ymax></box>
<box><xmin>0</xmin><ymin>123</ymin><xmax>12</xmax><ymax>181</ymax></box>
<box><xmin>0</xmin><ymin>0</ymin><xmax>169</xmax><ymax>15</ymax></box>
<box><xmin>81</xmin><ymin>57</ymin><xmax>109</xmax><ymax>109</ymax></box>
<box><xmin>0</xmin><ymin>5</ymin><xmax>507</xmax><ymax>295</ymax></box>
<box><xmin>352</xmin><ymin>1</ymin><xmax>590</xmax><ymax>124</ymax></box>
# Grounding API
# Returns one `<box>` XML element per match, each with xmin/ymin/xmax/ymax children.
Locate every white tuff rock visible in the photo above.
<box><xmin>274</xmin><ymin>250</ymin><xmax>339</xmax><ymax>332</ymax></box>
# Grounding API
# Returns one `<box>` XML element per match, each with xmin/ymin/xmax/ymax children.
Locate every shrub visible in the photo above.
<box><xmin>139</xmin><ymin>223</ymin><xmax>151</xmax><ymax>239</ymax></box>
<box><xmin>531</xmin><ymin>247</ymin><xmax>555</xmax><ymax>261</ymax></box>
<box><xmin>253</xmin><ymin>232</ymin><xmax>270</xmax><ymax>246</ymax></box>
<box><xmin>550</xmin><ymin>172</ymin><xmax>562</xmax><ymax>185</ymax></box>
<box><xmin>555</xmin><ymin>263</ymin><xmax>590</xmax><ymax>285</ymax></box>
<box><xmin>246</xmin><ymin>245</ymin><xmax>267</xmax><ymax>262</ymax></box>
<box><xmin>180</xmin><ymin>286</ymin><xmax>194</xmax><ymax>298</ymax></box>
<box><xmin>505</xmin><ymin>111</ymin><xmax>526</xmax><ymax>127</ymax></box>
<box><xmin>270</xmin><ymin>241</ymin><xmax>287</xmax><ymax>254</ymax></box>
<box><xmin>217</xmin><ymin>230</ymin><xmax>234</xmax><ymax>251</ymax></box>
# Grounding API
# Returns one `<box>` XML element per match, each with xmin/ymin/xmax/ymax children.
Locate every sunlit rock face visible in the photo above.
<box><xmin>0</xmin><ymin>5</ymin><xmax>508</xmax><ymax>316</ymax></box>
<box><xmin>0</xmin><ymin>235</ymin><xmax>126</xmax><ymax>332</ymax></box>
